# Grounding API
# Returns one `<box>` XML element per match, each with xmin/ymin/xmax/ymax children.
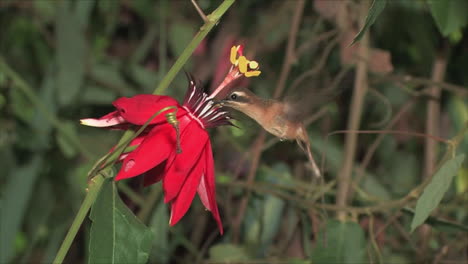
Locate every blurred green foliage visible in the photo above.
<box><xmin>1</xmin><ymin>0</ymin><xmax>467</xmax><ymax>263</ymax></box>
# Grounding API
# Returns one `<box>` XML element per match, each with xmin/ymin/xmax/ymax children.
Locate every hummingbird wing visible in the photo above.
<box><xmin>282</xmin><ymin>71</ymin><xmax>351</xmax><ymax>122</ymax></box>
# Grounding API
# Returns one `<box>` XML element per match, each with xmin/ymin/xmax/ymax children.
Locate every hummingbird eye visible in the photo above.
<box><xmin>230</xmin><ymin>93</ymin><xmax>238</xmax><ymax>100</ymax></box>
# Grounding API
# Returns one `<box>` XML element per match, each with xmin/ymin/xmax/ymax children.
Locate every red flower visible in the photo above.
<box><xmin>81</xmin><ymin>45</ymin><xmax>261</xmax><ymax>235</ymax></box>
<box><xmin>81</xmin><ymin>75</ymin><xmax>231</xmax><ymax>234</ymax></box>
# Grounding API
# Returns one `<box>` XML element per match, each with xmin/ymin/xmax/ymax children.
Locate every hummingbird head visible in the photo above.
<box><xmin>218</xmin><ymin>88</ymin><xmax>257</xmax><ymax>111</ymax></box>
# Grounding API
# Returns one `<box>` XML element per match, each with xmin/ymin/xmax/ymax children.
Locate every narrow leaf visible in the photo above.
<box><xmin>56</xmin><ymin>0</ymin><xmax>88</xmax><ymax>105</ymax></box>
<box><xmin>0</xmin><ymin>157</ymin><xmax>42</xmax><ymax>264</ymax></box>
<box><xmin>88</xmin><ymin>180</ymin><xmax>153</xmax><ymax>264</ymax></box>
<box><xmin>56</xmin><ymin>121</ymin><xmax>79</xmax><ymax>158</ymax></box>
<box><xmin>352</xmin><ymin>0</ymin><xmax>387</xmax><ymax>45</ymax></box>
<box><xmin>402</xmin><ymin>208</ymin><xmax>468</xmax><ymax>233</ymax></box>
<box><xmin>411</xmin><ymin>154</ymin><xmax>465</xmax><ymax>232</ymax></box>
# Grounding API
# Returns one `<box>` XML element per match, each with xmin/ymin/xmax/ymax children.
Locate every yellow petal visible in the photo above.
<box><xmin>230</xmin><ymin>45</ymin><xmax>239</xmax><ymax>64</ymax></box>
<box><xmin>238</xmin><ymin>56</ymin><xmax>248</xmax><ymax>73</ymax></box>
<box><xmin>248</xmin><ymin>60</ymin><xmax>259</xmax><ymax>70</ymax></box>
<box><xmin>245</xmin><ymin>70</ymin><xmax>261</xmax><ymax>77</ymax></box>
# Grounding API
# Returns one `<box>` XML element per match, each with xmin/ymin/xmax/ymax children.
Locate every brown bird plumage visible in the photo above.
<box><xmin>220</xmin><ymin>88</ymin><xmax>321</xmax><ymax>178</ymax></box>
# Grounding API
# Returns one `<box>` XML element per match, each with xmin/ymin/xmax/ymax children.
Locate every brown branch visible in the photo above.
<box><xmin>273</xmin><ymin>0</ymin><xmax>306</xmax><ymax>99</ymax></box>
<box><xmin>421</xmin><ymin>48</ymin><xmax>449</xmax><ymax>262</ymax></box>
<box><xmin>336</xmin><ymin>0</ymin><xmax>370</xmax><ymax>221</ymax></box>
<box><xmin>231</xmin><ymin>0</ymin><xmax>306</xmax><ymax>242</ymax></box>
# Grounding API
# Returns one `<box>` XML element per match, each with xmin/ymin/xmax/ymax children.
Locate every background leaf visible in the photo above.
<box><xmin>311</xmin><ymin>220</ymin><xmax>367</xmax><ymax>263</ymax></box>
<box><xmin>352</xmin><ymin>0</ymin><xmax>387</xmax><ymax>44</ymax></box>
<box><xmin>88</xmin><ymin>180</ymin><xmax>153</xmax><ymax>264</ymax></box>
<box><xmin>148</xmin><ymin>198</ymin><xmax>170</xmax><ymax>264</ymax></box>
<box><xmin>55</xmin><ymin>0</ymin><xmax>90</xmax><ymax>106</ymax></box>
<box><xmin>209</xmin><ymin>243</ymin><xmax>251</xmax><ymax>261</ymax></box>
<box><xmin>428</xmin><ymin>0</ymin><xmax>468</xmax><ymax>36</ymax></box>
<box><xmin>0</xmin><ymin>157</ymin><xmax>42</xmax><ymax>264</ymax></box>
<box><xmin>411</xmin><ymin>154</ymin><xmax>466</xmax><ymax>232</ymax></box>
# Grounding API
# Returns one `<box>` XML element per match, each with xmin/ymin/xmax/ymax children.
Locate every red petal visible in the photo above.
<box><xmin>113</xmin><ymin>95</ymin><xmax>186</xmax><ymax>125</ymax></box>
<box><xmin>163</xmin><ymin>120</ymin><xmax>208</xmax><ymax>203</ymax></box>
<box><xmin>80</xmin><ymin>111</ymin><xmax>126</xmax><ymax>127</ymax></box>
<box><xmin>202</xmin><ymin>141</ymin><xmax>223</xmax><ymax>234</ymax></box>
<box><xmin>111</xmin><ymin>133</ymin><xmax>148</xmax><ymax>162</ymax></box>
<box><xmin>197</xmin><ymin>170</ymin><xmax>211</xmax><ymax>211</ymax></box>
<box><xmin>115</xmin><ymin>124</ymin><xmax>174</xmax><ymax>181</ymax></box>
<box><xmin>237</xmin><ymin>44</ymin><xmax>244</xmax><ymax>56</ymax></box>
<box><xmin>143</xmin><ymin>161</ymin><xmax>167</xmax><ymax>186</ymax></box>
<box><xmin>169</xmin><ymin>151</ymin><xmax>204</xmax><ymax>226</ymax></box>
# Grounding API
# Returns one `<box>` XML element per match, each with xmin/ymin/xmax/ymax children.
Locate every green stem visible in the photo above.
<box><xmin>153</xmin><ymin>0</ymin><xmax>235</xmax><ymax>95</ymax></box>
<box><xmin>0</xmin><ymin>56</ymin><xmax>93</xmax><ymax>159</ymax></box>
<box><xmin>52</xmin><ymin>174</ymin><xmax>107</xmax><ymax>264</ymax></box>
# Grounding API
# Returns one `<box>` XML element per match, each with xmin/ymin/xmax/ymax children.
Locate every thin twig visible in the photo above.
<box><xmin>336</xmin><ymin>0</ymin><xmax>370</xmax><ymax>221</ymax></box>
<box><xmin>296</xmin><ymin>29</ymin><xmax>338</xmax><ymax>57</ymax></box>
<box><xmin>348</xmin><ymin>100</ymin><xmax>414</xmax><ymax>200</ymax></box>
<box><xmin>191</xmin><ymin>0</ymin><xmax>208</xmax><ymax>22</ymax></box>
<box><xmin>373</xmin><ymin>74</ymin><xmax>468</xmax><ymax>97</ymax></box>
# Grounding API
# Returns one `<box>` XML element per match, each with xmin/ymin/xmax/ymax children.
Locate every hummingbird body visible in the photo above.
<box><xmin>220</xmin><ymin>88</ymin><xmax>321</xmax><ymax>177</ymax></box>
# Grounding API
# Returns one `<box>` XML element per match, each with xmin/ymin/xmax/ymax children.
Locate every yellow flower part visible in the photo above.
<box><xmin>230</xmin><ymin>45</ymin><xmax>241</xmax><ymax>65</ymax></box>
<box><xmin>229</xmin><ymin>45</ymin><xmax>261</xmax><ymax>77</ymax></box>
<box><xmin>238</xmin><ymin>56</ymin><xmax>248</xmax><ymax>73</ymax></box>
<box><xmin>245</xmin><ymin>69</ymin><xmax>261</xmax><ymax>77</ymax></box>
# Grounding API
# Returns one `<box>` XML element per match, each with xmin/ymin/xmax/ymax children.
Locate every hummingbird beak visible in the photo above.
<box><xmin>213</xmin><ymin>99</ymin><xmax>227</xmax><ymax>106</ymax></box>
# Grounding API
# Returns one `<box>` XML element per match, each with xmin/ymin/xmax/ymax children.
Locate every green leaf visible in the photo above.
<box><xmin>30</xmin><ymin>67</ymin><xmax>56</xmax><ymax>150</ymax></box>
<box><xmin>260</xmin><ymin>164</ymin><xmax>289</xmax><ymax>246</ymax></box>
<box><xmin>402</xmin><ymin>208</ymin><xmax>468</xmax><ymax>233</ymax></box>
<box><xmin>428</xmin><ymin>0</ymin><xmax>468</xmax><ymax>36</ymax></box>
<box><xmin>148</xmin><ymin>198</ymin><xmax>170</xmax><ymax>264</ymax></box>
<box><xmin>352</xmin><ymin>0</ymin><xmax>387</xmax><ymax>44</ymax></box>
<box><xmin>88</xmin><ymin>180</ymin><xmax>153</xmax><ymax>264</ymax></box>
<box><xmin>20</xmin><ymin>181</ymin><xmax>54</xmax><ymax>263</ymax></box>
<box><xmin>0</xmin><ymin>157</ymin><xmax>42</xmax><ymax>264</ymax></box>
<box><xmin>361</xmin><ymin>175</ymin><xmax>391</xmax><ymax>200</ymax></box>
<box><xmin>10</xmin><ymin>88</ymin><xmax>35</xmax><ymax>123</ymax></box>
<box><xmin>311</xmin><ymin>220</ymin><xmax>367</xmax><ymax>263</ymax></box>
<box><xmin>410</xmin><ymin>154</ymin><xmax>465</xmax><ymax>232</ymax></box>
<box><xmin>209</xmin><ymin>244</ymin><xmax>250</xmax><ymax>261</ymax></box>
<box><xmin>56</xmin><ymin>0</ymin><xmax>89</xmax><ymax>105</ymax></box>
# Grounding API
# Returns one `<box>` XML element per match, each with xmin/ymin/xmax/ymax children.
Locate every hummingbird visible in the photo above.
<box><xmin>219</xmin><ymin>87</ymin><xmax>322</xmax><ymax>178</ymax></box>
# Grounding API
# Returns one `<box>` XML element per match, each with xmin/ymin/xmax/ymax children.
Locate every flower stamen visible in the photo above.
<box><xmin>209</xmin><ymin>44</ymin><xmax>261</xmax><ymax>99</ymax></box>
